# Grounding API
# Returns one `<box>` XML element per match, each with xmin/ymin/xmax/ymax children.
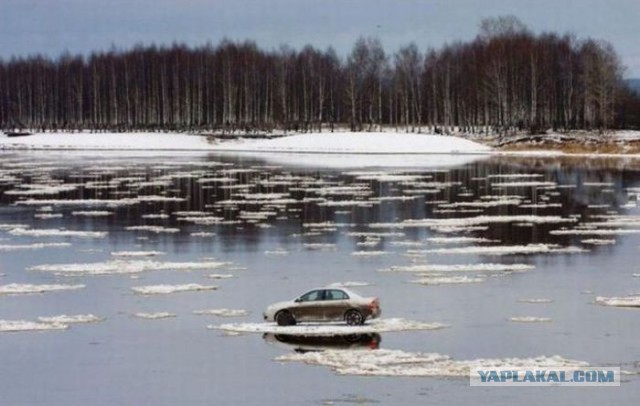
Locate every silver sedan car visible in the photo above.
<box><xmin>263</xmin><ymin>287</ymin><xmax>381</xmax><ymax>326</ymax></box>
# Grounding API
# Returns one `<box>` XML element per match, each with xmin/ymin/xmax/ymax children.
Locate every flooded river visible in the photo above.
<box><xmin>0</xmin><ymin>151</ymin><xmax>638</xmax><ymax>405</ymax></box>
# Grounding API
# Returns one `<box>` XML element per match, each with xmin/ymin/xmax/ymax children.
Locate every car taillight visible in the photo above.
<box><xmin>368</xmin><ymin>298</ymin><xmax>379</xmax><ymax>310</ymax></box>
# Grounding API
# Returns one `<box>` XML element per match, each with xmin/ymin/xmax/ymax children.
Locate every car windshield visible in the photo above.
<box><xmin>298</xmin><ymin>290</ymin><xmax>322</xmax><ymax>302</ymax></box>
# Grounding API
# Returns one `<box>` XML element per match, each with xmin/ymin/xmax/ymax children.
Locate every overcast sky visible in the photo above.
<box><xmin>1</xmin><ymin>0</ymin><xmax>639</xmax><ymax>77</ymax></box>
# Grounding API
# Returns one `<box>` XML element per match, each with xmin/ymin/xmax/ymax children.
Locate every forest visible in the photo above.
<box><xmin>1</xmin><ymin>16</ymin><xmax>639</xmax><ymax>135</ymax></box>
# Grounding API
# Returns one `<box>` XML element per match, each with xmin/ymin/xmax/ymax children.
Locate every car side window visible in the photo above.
<box><xmin>328</xmin><ymin>289</ymin><xmax>348</xmax><ymax>300</ymax></box>
<box><xmin>299</xmin><ymin>290</ymin><xmax>322</xmax><ymax>302</ymax></box>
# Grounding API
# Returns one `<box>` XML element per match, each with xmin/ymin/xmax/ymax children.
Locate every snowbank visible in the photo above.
<box><xmin>0</xmin><ymin>132</ymin><xmax>213</xmax><ymax>150</ymax></box>
<box><xmin>218</xmin><ymin>132</ymin><xmax>491</xmax><ymax>154</ymax></box>
<box><xmin>0</xmin><ymin>131</ymin><xmax>491</xmax><ymax>154</ymax></box>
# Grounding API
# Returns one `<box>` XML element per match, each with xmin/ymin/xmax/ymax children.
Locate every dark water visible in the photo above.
<box><xmin>0</xmin><ymin>151</ymin><xmax>639</xmax><ymax>405</ymax></box>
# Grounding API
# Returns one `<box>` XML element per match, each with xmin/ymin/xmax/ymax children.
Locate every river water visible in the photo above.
<box><xmin>0</xmin><ymin>151</ymin><xmax>638</xmax><ymax>405</ymax></box>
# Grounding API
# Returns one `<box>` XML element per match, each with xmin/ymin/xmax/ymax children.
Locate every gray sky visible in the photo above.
<box><xmin>1</xmin><ymin>0</ymin><xmax>639</xmax><ymax>77</ymax></box>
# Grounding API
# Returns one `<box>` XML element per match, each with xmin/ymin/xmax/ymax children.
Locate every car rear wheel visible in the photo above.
<box><xmin>275</xmin><ymin>311</ymin><xmax>296</xmax><ymax>326</ymax></box>
<box><xmin>344</xmin><ymin>309</ymin><xmax>364</xmax><ymax>326</ymax></box>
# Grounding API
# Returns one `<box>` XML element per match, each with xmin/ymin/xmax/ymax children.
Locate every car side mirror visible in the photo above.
<box><xmin>294</xmin><ymin>298</ymin><xmax>301</xmax><ymax>303</ymax></box>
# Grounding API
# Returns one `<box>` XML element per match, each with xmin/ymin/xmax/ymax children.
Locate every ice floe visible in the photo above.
<box><xmin>382</xmin><ymin>263</ymin><xmax>535</xmax><ymax>273</ymax></box>
<box><xmin>328</xmin><ymin>281</ymin><xmax>371</xmax><ymax>287</ymax></box>
<box><xmin>211</xmin><ymin>318</ymin><xmax>448</xmax><ymax>336</ymax></box>
<box><xmin>8</xmin><ymin>228</ymin><xmax>107</xmax><ymax>238</ymax></box>
<box><xmin>509</xmin><ymin>316</ymin><xmax>552</xmax><ymax>323</ymax></box>
<box><xmin>193</xmin><ymin>308</ymin><xmax>249</xmax><ymax>317</ymax></box>
<box><xmin>125</xmin><ymin>225</ymin><xmax>180</xmax><ymax>234</ymax></box>
<box><xmin>411</xmin><ymin>276</ymin><xmax>486</xmax><ymax>285</ymax></box>
<box><xmin>370</xmin><ymin>215</ymin><xmax>576</xmax><ymax>229</ymax></box>
<box><xmin>595</xmin><ymin>296</ymin><xmax>640</xmax><ymax>308</ymax></box>
<box><xmin>110</xmin><ymin>251</ymin><xmax>165</xmax><ymax>257</ymax></box>
<box><xmin>0</xmin><ymin>283</ymin><xmax>85</xmax><ymax>294</ymax></box>
<box><xmin>133</xmin><ymin>312</ymin><xmax>177</xmax><ymax>319</ymax></box>
<box><xmin>0</xmin><ymin>242</ymin><xmax>71</xmax><ymax>251</ymax></box>
<box><xmin>517</xmin><ymin>298</ymin><xmax>554</xmax><ymax>304</ymax></box>
<box><xmin>131</xmin><ymin>283</ymin><xmax>217</xmax><ymax>295</ymax></box>
<box><xmin>37</xmin><ymin>314</ymin><xmax>103</xmax><ymax>324</ymax></box>
<box><xmin>0</xmin><ymin>319</ymin><xmax>68</xmax><ymax>333</ymax></box>
<box><xmin>416</xmin><ymin>244</ymin><xmax>584</xmax><ymax>256</ymax></box>
<box><xmin>275</xmin><ymin>349</ymin><xmax>588</xmax><ymax>377</ymax></box>
<box><xmin>29</xmin><ymin>259</ymin><xmax>227</xmax><ymax>275</ymax></box>
<box><xmin>71</xmin><ymin>211</ymin><xmax>113</xmax><ymax>217</ymax></box>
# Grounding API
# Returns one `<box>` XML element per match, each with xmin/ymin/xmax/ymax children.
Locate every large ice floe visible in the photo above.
<box><xmin>28</xmin><ymin>259</ymin><xmax>227</xmax><ymax>276</ymax></box>
<box><xmin>0</xmin><ymin>283</ymin><xmax>85</xmax><ymax>295</ymax></box>
<box><xmin>131</xmin><ymin>283</ymin><xmax>217</xmax><ymax>295</ymax></box>
<box><xmin>595</xmin><ymin>296</ymin><xmax>640</xmax><ymax>308</ymax></box>
<box><xmin>8</xmin><ymin>228</ymin><xmax>107</xmax><ymax>238</ymax></box>
<box><xmin>381</xmin><ymin>263</ymin><xmax>535</xmax><ymax>273</ymax></box>
<box><xmin>210</xmin><ymin>318</ymin><xmax>448</xmax><ymax>336</ymax></box>
<box><xmin>369</xmin><ymin>215</ymin><xmax>576</xmax><ymax>229</ymax></box>
<box><xmin>0</xmin><ymin>319</ymin><xmax>68</xmax><ymax>333</ymax></box>
<box><xmin>36</xmin><ymin>314</ymin><xmax>103</xmax><ymax>324</ymax></box>
<box><xmin>0</xmin><ymin>242</ymin><xmax>71</xmax><ymax>251</ymax></box>
<box><xmin>275</xmin><ymin>349</ymin><xmax>589</xmax><ymax>377</ymax></box>
<box><xmin>414</xmin><ymin>244</ymin><xmax>585</xmax><ymax>256</ymax></box>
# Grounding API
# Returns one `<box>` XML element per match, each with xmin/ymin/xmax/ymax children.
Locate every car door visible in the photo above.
<box><xmin>291</xmin><ymin>289</ymin><xmax>324</xmax><ymax>321</ymax></box>
<box><xmin>322</xmin><ymin>289</ymin><xmax>351</xmax><ymax>321</ymax></box>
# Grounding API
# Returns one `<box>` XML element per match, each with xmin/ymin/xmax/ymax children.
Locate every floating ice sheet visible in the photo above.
<box><xmin>110</xmin><ymin>251</ymin><xmax>166</xmax><ymax>257</ymax></box>
<box><xmin>595</xmin><ymin>296</ymin><xmax>640</xmax><ymax>308</ymax></box>
<box><xmin>411</xmin><ymin>276</ymin><xmax>486</xmax><ymax>285</ymax></box>
<box><xmin>382</xmin><ymin>263</ymin><xmax>534</xmax><ymax>273</ymax></box>
<box><xmin>0</xmin><ymin>283</ymin><xmax>85</xmax><ymax>294</ymax></box>
<box><xmin>211</xmin><ymin>318</ymin><xmax>448</xmax><ymax>336</ymax></box>
<box><xmin>0</xmin><ymin>242</ymin><xmax>71</xmax><ymax>251</ymax></box>
<box><xmin>517</xmin><ymin>298</ymin><xmax>554</xmax><ymax>304</ymax></box>
<box><xmin>133</xmin><ymin>312</ymin><xmax>176</xmax><ymax>319</ymax></box>
<box><xmin>131</xmin><ymin>283</ymin><xmax>218</xmax><ymax>295</ymax></box>
<box><xmin>193</xmin><ymin>308</ymin><xmax>249</xmax><ymax>317</ymax></box>
<box><xmin>417</xmin><ymin>244</ymin><xmax>583</xmax><ymax>256</ymax></box>
<box><xmin>37</xmin><ymin>314</ymin><xmax>103</xmax><ymax>324</ymax></box>
<box><xmin>29</xmin><ymin>259</ymin><xmax>227</xmax><ymax>275</ymax></box>
<box><xmin>509</xmin><ymin>316</ymin><xmax>552</xmax><ymax>323</ymax></box>
<box><xmin>0</xmin><ymin>320</ymin><xmax>69</xmax><ymax>333</ymax></box>
<box><xmin>8</xmin><ymin>228</ymin><xmax>107</xmax><ymax>238</ymax></box>
<box><xmin>275</xmin><ymin>349</ymin><xmax>588</xmax><ymax>377</ymax></box>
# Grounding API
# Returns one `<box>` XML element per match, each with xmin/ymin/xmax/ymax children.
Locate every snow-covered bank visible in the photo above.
<box><xmin>0</xmin><ymin>131</ymin><xmax>491</xmax><ymax>155</ymax></box>
<box><xmin>0</xmin><ymin>132</ymin><xmax>214</xmax><ymax>150</ymax></box>
<box><xmin>214</xmin><ymin>132</ymin><xmax>491</xmax><ymax>154</ymax></box>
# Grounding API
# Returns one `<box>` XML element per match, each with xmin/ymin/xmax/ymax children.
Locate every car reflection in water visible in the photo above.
<box><xmin>263</xmin><ymin>333</ymin><xmax>381</xmax><ymax>353</ymax></box>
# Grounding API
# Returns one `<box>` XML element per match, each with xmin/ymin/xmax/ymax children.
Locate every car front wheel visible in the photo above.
<box><xmin>344</xmin><ymin>309</ymin><xmax>364</xmax><ymax>326</ymax></box>
<box><xmin>275</xmin><ymin>311</ymin><xmax>296</xmax><ymax>326</ymax></box>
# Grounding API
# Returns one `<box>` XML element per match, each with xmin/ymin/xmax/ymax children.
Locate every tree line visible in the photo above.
<box><xmin>1</xmin><ymin>16</ymin><xmax>638</xmax><ymax>134</ymax></box>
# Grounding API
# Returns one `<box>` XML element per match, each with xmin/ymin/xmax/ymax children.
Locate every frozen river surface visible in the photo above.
<box><xmin>0</xmin><ymin>151</ymin><xmax>639</xmax><ymax>405</ymax></box>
